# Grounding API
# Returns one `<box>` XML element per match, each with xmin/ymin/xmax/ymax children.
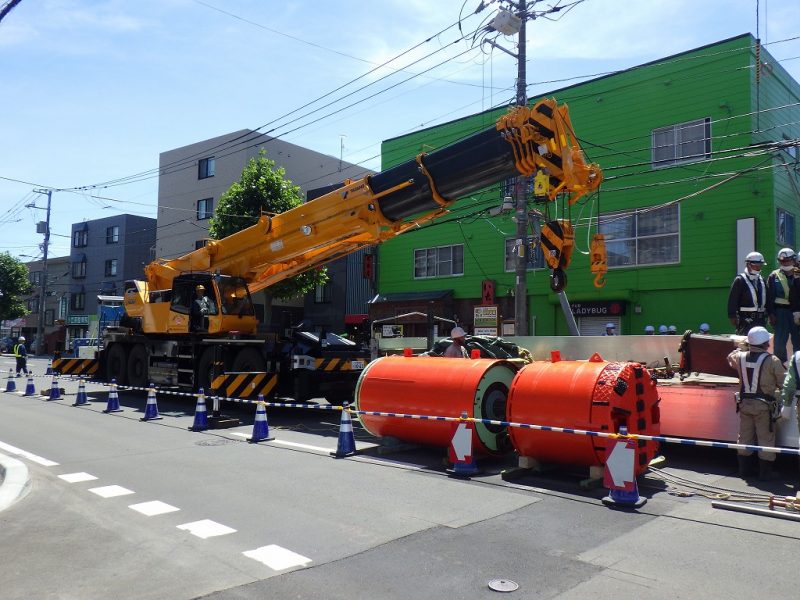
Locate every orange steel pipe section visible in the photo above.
<box><xmin>355</xmin><ymin>356</ymin><xmax>517</xmax><ymax>456</ymax></box>
<box><xmin>506</xmin><ymin>355</ymin><xmax>660</xmax><ymax>476</ymax></box>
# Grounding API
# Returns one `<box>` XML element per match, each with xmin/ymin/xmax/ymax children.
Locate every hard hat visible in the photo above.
<box><xmin>658</xmin><ymin>325</ymin><xmax>668</xmax><ymax>334</ymax></box>
<box><xmin>18</xmin><ymin>336</ymin><xmax>25</xmax><ymax>341</ymax></box>
<box><xmin>451</xmin><ymin>326</ymin><xmax>466</xmax><ymax>338</ymax></box>
<box><xmin>744</xmin><ymin>251</ymin><xmax>765</xmax><ymax>264</ymax></box>
<box><xmin>668</xmin><ymin>325</ymin><xmax>677</xmax><ymax>333</ymax></box>
<box><xmin>195</xmin><ymin>284</ymin><xmax>205</xmax><ymax>291</ymax></box>
<box><xmin>644</xmin><ymin>325</ymin><xmax>655</xmax><ymax>333</ymax></box>
<box><xmin>699</xmin><ymin>323</ymin><xmax>710</xmax><ymax>332</ymax></box>
<box><xmin>746</xmin><ymin>326</ymin><xmax>771</xmax><ymax>346</ymax></box>
<box><xmin>605</xmin><ymin>323</ymin><xmax>615</xmax><ymax>329</ymax></box>
<box><xmin>778</xmin><ymin>248</ymin><xmax>796</xmax><ymax>260</ymax></box>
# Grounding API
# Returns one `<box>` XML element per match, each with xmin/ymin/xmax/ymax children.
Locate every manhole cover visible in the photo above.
<box><xmin>195</xmin><ymin>438</ymin><xmax>234</xmax><ymax>447</ymax></box>
<box><xmin>488</xmin><ymin>579</ymin><xmax>519</xmax><ymax>593</ymax></box>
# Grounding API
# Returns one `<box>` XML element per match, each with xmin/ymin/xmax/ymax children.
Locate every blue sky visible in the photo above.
<box><xmin>1</xmin><ymin>0</ymin><xmax>798</xmax><ymax>260</ymax></box>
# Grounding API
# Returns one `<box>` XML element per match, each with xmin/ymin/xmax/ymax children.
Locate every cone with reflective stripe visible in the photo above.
<box><xmin>45</xmin><ymin>360</ymin><xmax>54</xmax><ymax>375</ymax></box>
<box><xmin>24</xmin><ymin>373</ymin><xmax>35</xmax><ymax>396</ymax></box>
<box><xmin>48</xmin><ymin>374</ymin><xmax>61</xmax><ymax>400</ymax></box>
<box><xmin>189</xmin><ymin>389</ymin><xmax>208</xmax><ymax>431</ymax></box>
<box><xmin>140</xmin><ymin>384</ymin><xmax>162</xmax><ymax>421</ymax></box>
<box><xmin>103</xmin><ymin>380</ymin><xmax>123</xmax><ymax>413</ymax></box>
<box><xmin>72</xmin><ymin>377</ymin><xmax>89</xmax><ymax>406</ymax></box>
<box><xmin>248</xmin><ymin>395</ymin><xmax>274</xmax><ymax>443</ymax></box>
<box><xmin>5</xmin><ymin>369</ymin><xmax>16</xmax><ymax>393</ymax></box>
<box><xmin>331</xmin><ymin>404</ymin><xmax>357</xmax><ymax>458</ymax></box>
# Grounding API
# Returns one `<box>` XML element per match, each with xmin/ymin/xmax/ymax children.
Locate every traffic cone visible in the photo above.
<box><xmin>331</xmin><ymin>404</ymin><xmax>357</xmax><ymax>458</ymax></box>
<box><xmin>103</xmin><ymin>380</ymin><xmax>123</xmax><ymax>413</ymax></box>
<box><xmin>601</xmin><ymin>477</ymin><xmax>646</xmax><ymax>509</ymax></box>
<box><xmin>72</xmin><ymin>377</ymin><xmax>89</xmax><ymax>406</ymax></box>
<box><xmin>48</xmin><ymin>375</ymin><xmax>61</xmax><ymax>400</ymax></box>
<box><xmin>189</xmin><ymin>389</ymin><xmax>208</xmax><ymax>431</ymax></box>
<box><xmin>447</xmin><ymin>412</ymin><xmax>479</xmax><ymax>478</ymax></box>
<box><xmin>45</xmin><ymin>360</ymin><xmax>54</xmax><ymax>375</ymax></box>
<box><xmin>247</xmin><ymin>396</ymin><xmax>274</xmax><ymax>443</ymax></box>
<box><xmin>24</xmin><ymin>373</ymin><xmax>35</xmax><ymax>396</ymax></box>
<box><xmin>5</xmin><ymin>369</ymin><xmax>16</xmax><ymax>393</ymax></box>
<box><xmin>140</xmin><ymin>384</ymin><xmax>162</xmax><ymax>421</ymax></box>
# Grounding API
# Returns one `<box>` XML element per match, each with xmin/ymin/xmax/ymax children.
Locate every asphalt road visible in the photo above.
<box><xmin>2</xmin><ymin>355</ymin><xmax>800</xmax><ymax>599</ymax></box>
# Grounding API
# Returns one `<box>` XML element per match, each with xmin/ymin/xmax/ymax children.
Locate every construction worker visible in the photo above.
<box><xmin>668</xmin><ymin>325</ymin><xmax>677</xmax><ymax>334</ymax></box>
<box><xmin>444</xmin><ymin>326</ymin><xmax>469</xmax><ymax>358</ymax></box>
<box><xmin>190</xmin><ymin>284</ymin><xmax>211</xmax><ymax>332</ymax></box>
<box><xmin>727</xmin><ymin>326</ymin><xmax>785</xmax><ymax>480</ymax></box>
<box><xmin>658</xmin><ymin>325</ymin><xmax>669</xmax><ymax>335</ymax></box>
<box><xmin>781</xmin><ymin>349</ymin><xmax>800</xmax><ymax>476</ymax></box>
<box><xmin>766</xmin><ymin>248</ymin><xmax>800</xmax><ymax>364</ymax></box>
<box><xmin>699</xmin><ymin>323</ymin><xmax>710</xmax><ymax>334</ymax></box>
<box><xmin>603</xmin><ymin>323</ymin><xmax>616</xmax><ymax>336</ymax></box>
<box><xmin>728</xmin><ymin>251</ymin><xmax>767</xmax><ymax>335</ymax></box>
<box><xmin>644</xmin><ymin>325</ymin><xmax>655</xmax><ymax>335</ymax></box>
<box><xmin>13</xmin><ymin>336</ymin><xmax>27</xmax><ymax>376</ymax></box>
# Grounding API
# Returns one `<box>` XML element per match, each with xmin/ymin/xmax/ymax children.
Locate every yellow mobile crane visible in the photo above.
<box><xmin>62</xmin><ymin>98</ymin><xmax>602</xmax><ymax>403</ymax></box>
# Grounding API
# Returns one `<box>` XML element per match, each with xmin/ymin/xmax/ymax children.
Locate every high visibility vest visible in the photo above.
<box><xmin>737</xmin><ymin>273</ymin><xmax>766</xmax><ymax>312</ymax></box>
<box><xmin>770</xmin><ymin>270</ymin><xmax>791</xmax><ymax>306</ymax></box>
<box><xmin>738</xmin><ymin>351</ymin><xmax>768</xmax><ymax>399</ymax></box>
<box><xmin>13</xmin><ymin>344</ymin><xmax>23</xmax><ymax>358</ymax></box>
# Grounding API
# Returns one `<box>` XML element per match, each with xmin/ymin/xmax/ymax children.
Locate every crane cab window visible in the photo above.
<box><xmin>219</xmin><ymin>278</ymin><xmax>254</xmax><ymax>316</ymax></box>
<box><xmin>171</xmin><ymin>281</ymin><xmax>218</xmax><ymax>315</ymax></box>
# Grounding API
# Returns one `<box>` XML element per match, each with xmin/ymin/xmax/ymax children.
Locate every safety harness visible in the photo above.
<box><xmin>737</xmin><ymin>272</ymin><xmax>766</xmax><ymax>313</ymax></box>
<box><xmin>737</xmin><ymin>351</ymin><xmax>780</xmax><ymax>430</ymax></box>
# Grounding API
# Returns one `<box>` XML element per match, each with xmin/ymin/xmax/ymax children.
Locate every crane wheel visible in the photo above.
<box><xmin>127</xmin><ymin>344</ymin><xmax>149</xmax><ymax>389</ymax></box>
<box><xmin>106</xmin><ymin>343</ymin><xmax>128</xmax><ymax>386</ymax></box>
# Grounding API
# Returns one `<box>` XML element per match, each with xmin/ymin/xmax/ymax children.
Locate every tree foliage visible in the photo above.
<box><xmin>209</xmin><ymin>151</ymin><xmax>327</xmax><ymax>300</ymax></box>
<box><xmin>0</xmin><ymin>253</ymin><xmax>31</xmax><ymax>321</ymax></box>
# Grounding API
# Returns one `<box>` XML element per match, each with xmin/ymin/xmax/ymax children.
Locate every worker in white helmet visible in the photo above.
<box><xmin>668</xmin><ymin>325</ymin><xmax>677</xmax><ymax>334</ymax></box>
<box><xmin>727</xmin><ymin>326</ymin><xmax>785</xmax><ymax>480</ymax></box>
<box><xmin>766</xmin><ymin>248</ymin><xmax>800</xmax><ymax>363</ymax></box>
<box><xmin>699</xmin><ymin>323</ymin><xmax>710</xmax><ymax>334</ymax></box>
<box><xmin>727</xmin><ymin>251</ymin><xmax>767</xmax><ymax>334</ymax></box>
<box><xmin>444</xmin><ymin>326</ymin><xmax>469</xmax><ymax>358</ymax></box>
<box><xmin>658</xmin><ymin>325</ymin><xmax>669</xmax><ymax>335</ymax></box>
<box><xmin>13</xmin><ymin>335</ymin><xmax>27</xmax><ymax>376</ymax></box>
<box><xmin>644</xmin><ymin>325</ymin><xmax>655</xmax><ymax>335</ymax></box>
<box><xmin>603</xmin><ymin>323</ymin><xmax>616</xmax><ymax>336</ymax></box>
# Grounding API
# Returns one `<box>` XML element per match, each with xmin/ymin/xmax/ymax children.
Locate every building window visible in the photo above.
<box><xmin>45</xmin><ymin>309</ymin><xmax>54</xmax><ymax>326</ymax></box>
<box><xmin>599</xmin><ymin>204</ymin><xmax>680</xmax><ymax>267</ymax></box>
<box><xmin>777</xmin><ymin>208</ymin><xmax>796</xmax><ymax>248</ymax></box>
<box><xmin>414</xmin><ymin>244</ymin><xmax>464</xmax><ymax>278</ymax></box>
<box><xmin>195</xmin><ymin>239</ymin><xmax>209</xmax><ymax>250</ymax></box>
<box><xmin>104</xmin><ymin>259</ymin><xmax>118</xmax><ymax>277</ymax></box>
<box><xmin>70</xmin><ymin>293</ymin><xmax>85</xmax><ymax>311</ymax></box>
<box><xmin>59</xmin><ymin>296</ymin><xmax>68</xmax><ymax>319</ymax></box>
<box><xmin>199</xmin><ymin>157</ymin><xmax>215</xmax><ymax>179</ymax></box>
<box><xmin>27</xmin><ymin>298</ymin><xmax>39</xmax><ymax>312</ymax></box>
<box><xmin>314</xmin><ymin>283</ymin><xmax>331</xmax><ymax>304</ymax></box>
<box><xmin>73</xmin><ymin>230</ymin><xmax>88</xmax><ymax>247</ymax></box>
<box><xmin>504</xmin><ymin>237</ymin><xmax>545</xmax><ymax>272</ymax></box>
<box><xmin>106</xmin><ymin>225</ymin><xmax>120</xmax><ymax>244</ymax></box>
<box><xmin>72</xmin><ymin>259</ymin><xmax>87</xmax><ymax>278</ymax></box>
<box><xmin>652</xmin><ymin>118</ymin><xmax>711</xmax><ymax>167</ymax></box>
<box><xmin>30</xmin><ymin>271</ymin><xmax>42</xmax><ymax>286</ymax></box>
<box><xmin>196</xmin><ymin>198</ymin><xmax>213</xmax><ymax>220</ymax></box>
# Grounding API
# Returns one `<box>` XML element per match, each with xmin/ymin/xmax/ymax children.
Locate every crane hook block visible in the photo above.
<box><xmin>590</xmin><ymin>233</ymin><xmax>608</xmax><ymax>288</ymax></box>
<box><xmin>540</xmin><ymin>220</ymin><xmax>575</xmax><ymax>271</ymax></box>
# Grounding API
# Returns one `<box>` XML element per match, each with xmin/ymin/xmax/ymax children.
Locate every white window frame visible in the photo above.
<box><xmin>652</xmin><ymin>118</ymin><xmax>711</xmax><ymax>168</ymax></box>
<box><xmin>599</xmin><ymin>204</ymin><xmax>680</xmax><ymax>268</ymax></box>
<box><xmin>413</xmin><ymin>244</ymin><xmax>464</xmax><ymax>279</ymax></box>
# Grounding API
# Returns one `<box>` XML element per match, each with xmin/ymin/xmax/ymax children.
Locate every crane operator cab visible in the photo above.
<box><xmin>166</xmin><ymin>274</ymin><xmax>256</xmax><ymax>335</ymax></box>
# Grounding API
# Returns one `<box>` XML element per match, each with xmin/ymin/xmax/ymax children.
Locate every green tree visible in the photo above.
<box><xmin>0</xmin><ymin>252</ymin><xmax>31</xmax><ymax>321</ymax></box>
<box><xmin>209</xmin><ymin>150</ymin><xmax>327</xmax><ymax>303</ymax></box>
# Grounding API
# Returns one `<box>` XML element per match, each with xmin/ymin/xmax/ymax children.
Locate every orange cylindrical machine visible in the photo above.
<box><xmin>506</xmin><ymin>355</ymin><xmax>660</xmax><ymax>475</ymax></box>
<box><xmin>355</xmin><ymin>356</ymin><xmax>517</xmax><ymax>455</ymax></box>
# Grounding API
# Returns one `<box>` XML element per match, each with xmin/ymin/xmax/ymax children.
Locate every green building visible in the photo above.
<box><xmin>371</xmin><ymin>34</ymin><xmax>800</xmax><ymax>337</ymax></box>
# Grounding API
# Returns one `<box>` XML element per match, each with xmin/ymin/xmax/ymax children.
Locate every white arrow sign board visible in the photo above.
<box><xmin>451</xmin><ymin>422</ymin><xmax>473</xmax><ymax>462</ymax></box>
<box><xmin>604</xmin><ymin>439</ymin><xmax>635</xmax><ymax>490</ymax></box>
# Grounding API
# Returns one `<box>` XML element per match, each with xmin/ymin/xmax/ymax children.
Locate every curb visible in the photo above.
<box><xmin>0</xmin><ymin>452</ymin><xmax>30</xmax><ymax>512</ymax></box>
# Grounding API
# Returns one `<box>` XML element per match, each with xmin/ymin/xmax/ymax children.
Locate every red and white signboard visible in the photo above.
<box><xmin>448</xmin><ymin>420</ymin><xmax>474</xmax><ymax>465</ymax></box>
<box><xmin>603</xmin><ymin>437</ymin><xmax>636</xmax><ymax>492</ymax></box>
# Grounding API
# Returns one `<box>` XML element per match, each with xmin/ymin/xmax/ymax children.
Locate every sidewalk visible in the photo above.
<box><xmin>0</xmin><ymin>452</ymin><xmax>30</xmax><ymax>512</ymax></box>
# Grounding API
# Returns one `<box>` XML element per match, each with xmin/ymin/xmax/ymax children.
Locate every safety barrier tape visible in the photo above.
<box><xmin>8</xmin><ymin>375</ymin><xmax>800</xmax><ymax>456</ymax></box>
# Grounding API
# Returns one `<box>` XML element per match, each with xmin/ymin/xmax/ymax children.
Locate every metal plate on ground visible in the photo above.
<box><xmin>488</xmin><ymin>579</ymin><xmax>519</xmax><ymax>592</ymax></box>
<box><xmin>194</xmin><ymin>438</ymin><xmax>235</xmax><ymax>447</ymax></box>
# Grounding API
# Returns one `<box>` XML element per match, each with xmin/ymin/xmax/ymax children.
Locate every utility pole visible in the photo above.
<box><xmin>32</xmin><ymin>188</ymin><xmax>52</xmax><ymax>356</ymax></box>
<box><xmin>513</xmin><ymin>0</ymin><xmax>528</xmax><ymax>336</ymax></box>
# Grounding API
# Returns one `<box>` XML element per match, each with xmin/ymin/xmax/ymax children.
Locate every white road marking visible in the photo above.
<box><xmin>0</xmin><ymin>440</ymin><xmax>59</xmax><ymax>467</ymax></box>
<box><xmin>88</xmin><ymin>485</ymin><xmax>135</xmax><ymax>498</ymax></box>
<box><xmin>58</xmin><ymin>472</ymin><xmax>98</xmax><ymax>483</ymax></box>
<box><xmin>351</xmin><ymin>455</ymin><xmax>425</xmax><ymax>471</ymax></box>
<box><xmin>243</xmin><ymin>544</ymin><xmax>312</xmax><ymax>570</ymax></box>
<box><xmin>128</xmin><ymin>500</ymin><xmax>180</xmax><ymax>516</ymax></box>
<box><xmin>176</xmin><ymin>519</ymin><xmax>236</xmax><ymax>539</ymax></box>
<box><xmin>231</xmin><ymin>432</ymin><xmax>332</xmax><ymax>453</ymax></box>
